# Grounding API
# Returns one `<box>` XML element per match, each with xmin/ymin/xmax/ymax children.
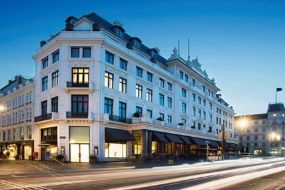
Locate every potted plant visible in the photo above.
<box><xmin>90</xmin><ymin>155</ymin><xmax>97</xmax><ymax>164</ymax></box>
<box><xmin>133</xmin><ymin>112</ymin><xmax>141</xmax><ymax>118</ymax></box>
<box><xmin>157</xmin><ymin>117</ymin><xmax>163</xmax><ymax>121</ymax></box>
<box><xmin>55</xmin><ymin>154</ymin><xmax>65</xmax><ymax>162</ymax></box>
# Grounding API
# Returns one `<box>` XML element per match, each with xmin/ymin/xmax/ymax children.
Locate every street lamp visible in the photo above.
<box><xmin>0</xmin><ymin>105</ymin><xmax>6</xmax><ymax>112</ymax></box>
<box><xmin>237</xmin><ymin>118</ymin><xmax>249</xmax><ymax>155</ymax></box>
<box><xmin>269</xmin><ymin>132</ymin><xmax>281</xmax><ymax>155</ymax></box>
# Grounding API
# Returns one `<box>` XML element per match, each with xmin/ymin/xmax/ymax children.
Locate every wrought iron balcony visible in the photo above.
<box><xmin>66</xmin><ymin>112</ymin><xmax>88</xmax><ymax>119</ymax></box>
<box><xmin>34</xmin><ymin>113</ymin><xmax>52</xmax><ymax>122</ymax></box>
<box><xmin>109</xmin><ymin>115</ymin><xmax>132</xmax><ymax>124</ymax></box>
<box><xmin>66</xmin><ymin>82</ymin><xmax>89</xmax><ymax>88</ymax></box>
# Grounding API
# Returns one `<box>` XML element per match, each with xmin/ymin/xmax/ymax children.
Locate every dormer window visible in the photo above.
<box><xmin>112</xmin><ymin>22</ymin><xmax>125</xmax><ymax>38</ymax></box>
<box><xmin>132</xmin><ymin>38</ymin><xmax>141</xmax><ymax>48</ymax></box>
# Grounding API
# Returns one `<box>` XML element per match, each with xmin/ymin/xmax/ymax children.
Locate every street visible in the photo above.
<box><xmin>1</xmin><ymin>158</ymin><xmax>285</xmax><ymax>190</ymax></box>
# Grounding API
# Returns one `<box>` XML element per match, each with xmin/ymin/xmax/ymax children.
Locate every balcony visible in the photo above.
<box><xmin>66</xmin><ymin>112</ymin><xmax>88</xmax><ymax>119</ymax></box>
<box><xmin>65</xmin><ymin>82</ymin><xmax>95</xmax><ymax>92</ymax></box>
<box><xmin>34</xmin><ymin>112</ymin><xmax>59</xmax><ymax>123</ymax></box>
<box><xmin>34</xmin><ymin>113</ymin><xmax>52</xmax><ymax>122</ymax></box>
<box><xmin>109</xmin><ymin>115</ymin><xmax>132</xmax><ymax>124</ymax></box>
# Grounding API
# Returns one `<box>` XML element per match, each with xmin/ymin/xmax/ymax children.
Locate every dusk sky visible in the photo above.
<box><xmin>0</xmin><ymin>0</ymin><xmax>284</xmax><ymax>115</ymax></box>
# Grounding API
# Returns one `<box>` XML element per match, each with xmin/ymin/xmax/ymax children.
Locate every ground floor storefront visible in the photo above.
<box><xmin>0</xmin><ymin>140</ymin><xmax>34</xmax><ymax>160</ymax></box>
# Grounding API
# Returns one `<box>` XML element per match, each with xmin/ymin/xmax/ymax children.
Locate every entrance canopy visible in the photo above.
<box><xmin>152</xmin><ymin>132</ymin><xmax>168</xmax><ymax>142</ymax></box>
<box><xmin>165</xmin><ymin>134</ymin><xmax>184</xmax><ymax>144</ymax></box>
<box><xmin>105</xmin><ymin>128</ymin><xmax>135</xmax><ymax>142</ymax></box>
<box><xmin>191</xmin><ymin>137</ymin><xmax>206</xmax><ymax>146</ymax></box>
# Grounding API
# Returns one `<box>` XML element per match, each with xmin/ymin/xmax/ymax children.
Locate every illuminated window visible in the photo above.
<box><xmin>52</xmin><ymin>70</ymin><xmax>59</xmax><ymax>87</ymax></box>
<box><xmin>119</xmin><ymin>77</ymin><xmax>127</xmax><ymax>93</ymax></box>
<box><xmin>105</xmin><ymin>143</ymin><xmax>126</xmax><ymax>158</ymax></box>
<box><xmin>104</xmin><ymin>71</ymin><xmax>114</xmax><ymax>88</ymax></box>
<box><xmin>146</xmin><ymin>88</ymin><xmax>153</xmax><ymax>102</ymax></box>
<box><xmin>136</xmin><ymin>84</ymin><xmax>143</xmax><ymax>99</ymax></box>
<box><xmin>72</xmin><ymin>68</ymin><xmax>89</xmax><ymax>86</ymax></box>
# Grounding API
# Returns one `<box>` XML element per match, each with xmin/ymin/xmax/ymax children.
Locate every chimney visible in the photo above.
<box><xmin>40</xmin><ymin>40</ymin><xmax>46</xmax><ymax>47</ymax></box>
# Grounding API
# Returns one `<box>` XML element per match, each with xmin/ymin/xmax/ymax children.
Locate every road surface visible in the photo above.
<box><xmin>1</xmin><ymin>157</ymin><xmax>285</xmax><ymax>190</ymax></box>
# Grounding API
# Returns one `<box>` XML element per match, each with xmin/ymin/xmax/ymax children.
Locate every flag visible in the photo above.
<box><xmin>276</xmin><ymin>88</ymin><xmax>283</xmax><ymax>92</ymax></box>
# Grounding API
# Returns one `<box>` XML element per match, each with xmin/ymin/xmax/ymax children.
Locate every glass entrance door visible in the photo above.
<box><xmin>70</xmin><ymin>144</ymin><xmax>80</xmax><ymax>162</ymax></box>
<box><xmin>70</xmin><ymin>144</ymin><xmax>89</xmax><ymax>162</ymax></box>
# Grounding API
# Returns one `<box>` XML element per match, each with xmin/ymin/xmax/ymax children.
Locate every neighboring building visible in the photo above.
<box><xmin>32</xmin><ymin>12</ymin><xmax>237</xmax><ymax>162</ymax></box>
<box><xmin>0</xmin><ymin>75</ymin><xmax>34</xmax><ymax>160</ymax></box>
<box><xmin>235</xmin><ymin>103</ymin><xmax>285</xmax><ymax>156</ymax></box>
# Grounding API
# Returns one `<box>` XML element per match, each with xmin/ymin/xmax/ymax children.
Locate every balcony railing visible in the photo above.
<box><xmin>66</xmin><ymin>82</ymin><xmax>89</xmax><ymax>88</ymax></box>
<box><xmin>109</xmin><ymin>115</ymin><xmax>132</xmax><ymax>124</ymax></box>
<box><xmin>34</xmin><ymin>113</ymin><xmax>52</xmax><ymax>122</ymax></box>
<box><xmin>66</xmin><ymin>112</ymin><xmax>88</xmax><ymax>119</ymax></box>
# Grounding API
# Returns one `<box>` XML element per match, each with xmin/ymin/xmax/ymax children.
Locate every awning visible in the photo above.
<box><xmin>105</xmin><ymin>128</ymin><xmax>135</xmax><ymax>142</ymax></box>
<box><xmin>165</xmin><ymin>134</ymin><xmax>184</xmax><ymax>144</ymax></box>
<box><xmin>191</xmin><ymin>137</ymin><xmax>206</xmax><ymax>146</ymax></box>
<box><xmin>179</xmin><ymin>136</ymin><xmax>192</xmax><ymax>144</ymax></box>
<box><xmin>152</xmin><ymin>132</ymin><xmax>168</xmax><ymax>142</ymax></box>
<box><xmin>206</xmin><ymin>140</ymin><xmax>219</xmax><ymax>148</ymax></box>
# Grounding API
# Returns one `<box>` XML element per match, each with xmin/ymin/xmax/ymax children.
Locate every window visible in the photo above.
<box><xmin>182</xmin><ymin>88</ymin><xmax>187</xmax><ymax>98</ymax></box>
<box><xmin>42</xmin><ymin>57</ymin><xmax>48</xmax><ymax>69</ymax></box>
<box><xmin>104</xmin><ymin>98</ymin><xmax>113</xmax><ymax>115</ymax></box>
<box><xmin>104</xmin><ymin>71</ymin><xmax>114</xmax><ymax>89</ymax></box>
<box><xmin>166</xmin><ymin>97</ymin><xmax>172</xmax><ymax>109</ymax></box>
<box><xmin>159</xmin><ymin>94</ymin><xmax>164</xmax><ymax>106</ymax></box>
<box><xmin>52</xmin><ymin>50</ymin><xmax>59</xmax><ymax>63</ymax></box>
<box><xmin>159</xmin><ymin>78</ymin><xmax>165</xmax><ymax>88</ymax></box>
<box><xmin>136</xmin><ymin>66</ymin><xmax>143</xmax><ymax>78</ymax></box>
<box><xmin>185</xmin><ymin>74</ymin><xmax>189</xmax><ymax>82</ymax></box>
<box><xmin>42</xmin><ymin>76</ymin><xmax>48</xmax><ymax>91</ymax></box>
<box><xmin>119</xmin><ymin>58</ymin><xmax>128</xmax><ymax>70</ymax></box>
<box><xmin>203</xmin><ymin>99</ymin><xmax>206</xmax><ymax>107</ymax></box>
<box><xmin>71</xmin><ymin>47</ymin><xmax>80</xmax><ymax>58</ymax></box>
<box><xmin>192</xmin><ymin>93</ymin><xmax>196</xmax><ymax>102</ymax></box>
<box><xmin>51</xmin><ymin>96</ymin><xmax>58</xmax><ymax>113</ymax></box>
<box><xmin>41</xmin><ymin>100</ymin><xmax>47</xmax><ymax>115</ymax></box>
<box><xmin>147</xmin><ymin>72</ymin><xmax>153</xmax><ymax>82</ymax></box>
<box><xmin>209</xmin><ymin>114</ymin><xmax>213</xmax><ymax>122</ymax></box>
<box><xmin>72</xmin><ymin>68</ymin><xmax>89</xmax><ymax>86</ymax></box>
<box><xmin>146</xmin><ymin>88</ymin><xmax>153</xmax><ymax>102</ymax></box>
<box><xmin>136</xmin><ymin>106</ymin><xmax>143</xmax><ymax>116</ymax></box>
<box><xmin>180</xmin><ymin>71</ymin><xmax>184</xmax><ymax>80</ymax></box>
<box><xmin>105</xmin><ymin>51</ymin><xmax>114</xmax><ymax>64</ymax></box>
<box><xmin>82</xmin><ymin>47</ymin><xmax>91</xmax><ymax>58</ymax></box>
<box><xmin>71</xmin><ymin>95</ymin><xmax>88</xmax><ymax>114</ymax></box>
<box><xmin>203</xmin><ymin>85</ymin><xmax>206</xmax><ymax>93</ymax></box>
<box><xmin>52</xmin><ymin>70</ymin><xmax>59</xmax><ymax>87</ymax></box>
<box><xmin>167</xmin><ymin>82</ymin><xmax>172</xmax><ymax>91</ymax></box>
<box><xmin>203</xmin><ymin>111</ymin><xmax>206</xmax><ymax>120</ymax></box>
<box><xmin>192</xmin><ymin>78</ymin><xmax>196</xmax><ymax>87</ymax></box>
<box><xmin>136</xmin><ymin>84</ymin><xmax>143</xmax><ymax>99</ymax></box>
<box><xmin>198</xmin><ymin>123</ymin><xmax>201</xmax><ymax>130</ymax></box>
<box><xmin>182</xmin><ymin>102</ymin><xmax>187</xmax><ymax>113</ymax></box>
<box><xmin>193</xmin><ymin>107</ymin><xmax>196</xmax><ymax>117</ymax></box>
<box><xmin>119</xmin><ymin>101</ymin><xmax>127</xmax><ymax>118</ymax></box>
<box><xmin>167</xmin><ymin>115</ymin><xmax>172</xmax><ymax>124</ymax></box>
<box><xmin>209</xmin><ymin>103</ymin><xmax>213</xmax><ymax>110</ymax></box>
<box><xmin>198</xmin><ymin>109</ymin><xmax>201</xmax><ymax>118</ymax></box>
<box><xmin>198</xmin><ymin>97</ymin><xmax>201</xmax><ymax>104</ymax></box>
<box><xmin>159</xmin><ymin>113</ymin><xmax>164</xmax><ymax>121</ymax></box>
<box><xmin>192</xmin><ymin>122</ymin><xmax>196</xmax><ymax>129</ymax></box>
<box><xmin>147</xmin><ymin>109</ymin><xmax>153</xmax><ymax>118</ymax></box>
<box><xmin>119</xmin><ymin>77</ymin><xmax>127</xmax><ymax>93</ymax></box>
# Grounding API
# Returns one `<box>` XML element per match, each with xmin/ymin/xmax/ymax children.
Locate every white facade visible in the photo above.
<box><xmin>32</xmin><ymin>13</ymin><xmax>237</xmax><ymax>162</ymax></box>
<box><xmin>0</xmin><ymin>76</ymin><xmax>34</xmax><ymax>159</ymax></box>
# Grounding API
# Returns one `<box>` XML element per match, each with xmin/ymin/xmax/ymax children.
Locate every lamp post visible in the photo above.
<box><xmin>238</xmin><ymin>118</ymin><xmax>249</xmax><ymax>155</ymax></box>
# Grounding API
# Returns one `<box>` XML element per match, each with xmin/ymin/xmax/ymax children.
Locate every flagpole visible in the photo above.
<box><xmin>276</xmin><ymin>90</ymin><xmax>277</xmax><ymax>104</ymax></box>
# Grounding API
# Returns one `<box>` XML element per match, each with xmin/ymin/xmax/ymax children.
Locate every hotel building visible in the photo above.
<box><xmin>33</xmin><ymin>12</ymin><xmax>237</xmax><ymax>162</ymax></box>
<box><xmin>235</xmin><ymin>103</ymin><xmax>285</xmax><ymax>156</ymax></box>
<box><xmin>0</xmin><ymin>75</ymin><xmax>33</xmax><ymax>160</ymax></box>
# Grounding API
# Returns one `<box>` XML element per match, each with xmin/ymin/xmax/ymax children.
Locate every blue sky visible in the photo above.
<box><xmin>0</xmin><ymin>0</ymin><xmax>284</xmax><ymax>114</ymax></box>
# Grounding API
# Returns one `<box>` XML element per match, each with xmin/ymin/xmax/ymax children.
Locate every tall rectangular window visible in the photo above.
<box><xmin>119</xmin><ymin>77</ymin><xmax>127</xmax><ymax>93</ymax></box>
<box><xmin>51</xmin><ymin>96</ymin><xmax>58</xmax><ymax>113</ymax></box>
<box><xmin>198</xmin><ymin>96</ymin><xmax>201</xmax><ymax>104</ymax></box>
<box><xmin>105</xmin><ymin>51</ymin><xmax>114</xmax><ymax>64</ymax></box>
<box><xmin>182</xmin><ymin>88</ymin><xmax>187</xmax><ymax>98</ymax></box>
<box><xmin>41</xmin><ymin>100</ymin><xmax>47</xmax><ymax>115</ymax></box>
<box><xmin>119</xmin><ymin>101</ymin><xmax>127</xmax><ymax>118</ymax></box>
<box><xmin>180</xmin><ymin>71</ymin><xmax>184</xmax><ymax>79</ymax></box>
<box><xmin>203</xmin><ymin>111</ymin><xmax>206</xmax><ymax>120</ymax></box>
<box><xmin>52</xmin><ymin>49</ymin><xmax>59</xmax><ymax>63</ymax></box>
<box><xmin>193</xmin><ymin>107</ymin><xmax>196</xmax><ymax>117</ymax></box>
<box><xmin>52</xmin><ymin>70</ymin><xmax>59</xmax><ymax>87</ymax></box>
<box><xmin>41</xmin><ymin>56</ymin><xmax>48</xmax><ymax>69</ymax></box>
<box><xmin>71</xmin><ymin>95</ymin><xmax>89</xmax><ymax>114</ymax></box>
<box><xmin>136</xmin><ymin>66</ymin><xmax>143</xmax><ymax>78</ymax></box>
<box><xmin>146</xmin><ymin>88</ymin><xmax>153</xmax><ymax>102</ymax></box>
<box><xmin>192</xmin><ymin>93</ymin><xmax>196</xmax><ymax>102</ymax></box>
<box><xmin>182</xmin><ymin>102</ymin><xmax>187</xmax><ymax>113</ymax></box>
<box><xmin>185</xmin><ymin>74</ymin><xmax>189</xmax><ymax>82</ymax></box>
<box><xmin>147</xmin><ymin>109</ymin><xmax>152</xmax><ymax>118</ymax></box>
<box><xmin>203</xmin><ymin>99</ymin><xmax>206</xmax><ymax>107</ymax></box>
<box><xmin>198</xmin><ymin>109</ymin><xmax>201</xmax><ymax>118</ymax></box>
<box><xmin>159</xmin><ymin>93</ymin><xmax>164</xmax><ymax>106</ymax></box>
<box><xmin>159</xmin><ymin>78</ymin><xmax>165</xmax><ymax>88</ymax></box>
<box><xmin>167</xmin><ymin>97</ymin><xmax>172</xmax><ymax>109</ymax></box>
<box><xmin>209</xmin><ymin>114</ymin><xmax>213</xmax><ymax>122</ymax></box>
<box><xmin>104</xmin><ymin>98</ymin><xmax>113</xmax><ymax>115</ymax></box>
<box><xmin>104</xmin><ymin>71</ymin><xmax>114</xmax><ymax>89</ymax></box>
<box><xmin>71</xmin><ymin>47</ymin><xmax>80</xmax><ymax>58</ymax></box>
<box><xmin>167</xmin><ymin>115</ymin><xmax>172</xmax><ymax>124</ymax></box>
<box><xmin>119</xmin><ymin>58</ymin><xmax>128</xmax><ymax>70</ymax></box>
<box><xmin>42</xmin><ymin>76</ymin><xmax>48</xmax><ymax>91</ymax></box>
<box><xmin>136</xmin><ymin>106</ymin><xmax>143</xmax><ymax>116</ymax></box>
<box><xmin>72</xmin><ymin>67</ymin><xmax>89</xmax><ymax>86</ymax></box>
<box><xmin>147</xmin><ymin>72</ymin><xmax>153</xmax><ymax>82</ymax></box>
<box><xmin>159</xmin><ymin>113</ymin><xmax>164</xmax><ymax>121</ymax></box>
<box><xmin>82</xmin><ymin>47</ymin><xmax>91</xmax><ymax>58</ymax></box>
<box><xmin>136</xmin><ymin>84</ymin><xmax>143</xmax><ymax>99</ymax></box>
<box><xmin>192</xmin><ymin>78</ymin><xmax>196</xmax><ymax>87</ymax></box>
<box><xmin>167</xmin><ymin>82</ymin><xmax>172</xmax><ymax>91</ymax></box>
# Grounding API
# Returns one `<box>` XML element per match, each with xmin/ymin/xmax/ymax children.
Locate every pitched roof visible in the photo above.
<box><xmin>267</xmin><ymin>103</ymin><xmax>285</xmax><ymax>113</ymax></box>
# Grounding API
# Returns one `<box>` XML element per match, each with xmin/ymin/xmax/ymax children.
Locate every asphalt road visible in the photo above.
<box><xmin>1</xmin><ymin>158</ymin><xmax>285</xmax><ymax>190</ymax></box>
